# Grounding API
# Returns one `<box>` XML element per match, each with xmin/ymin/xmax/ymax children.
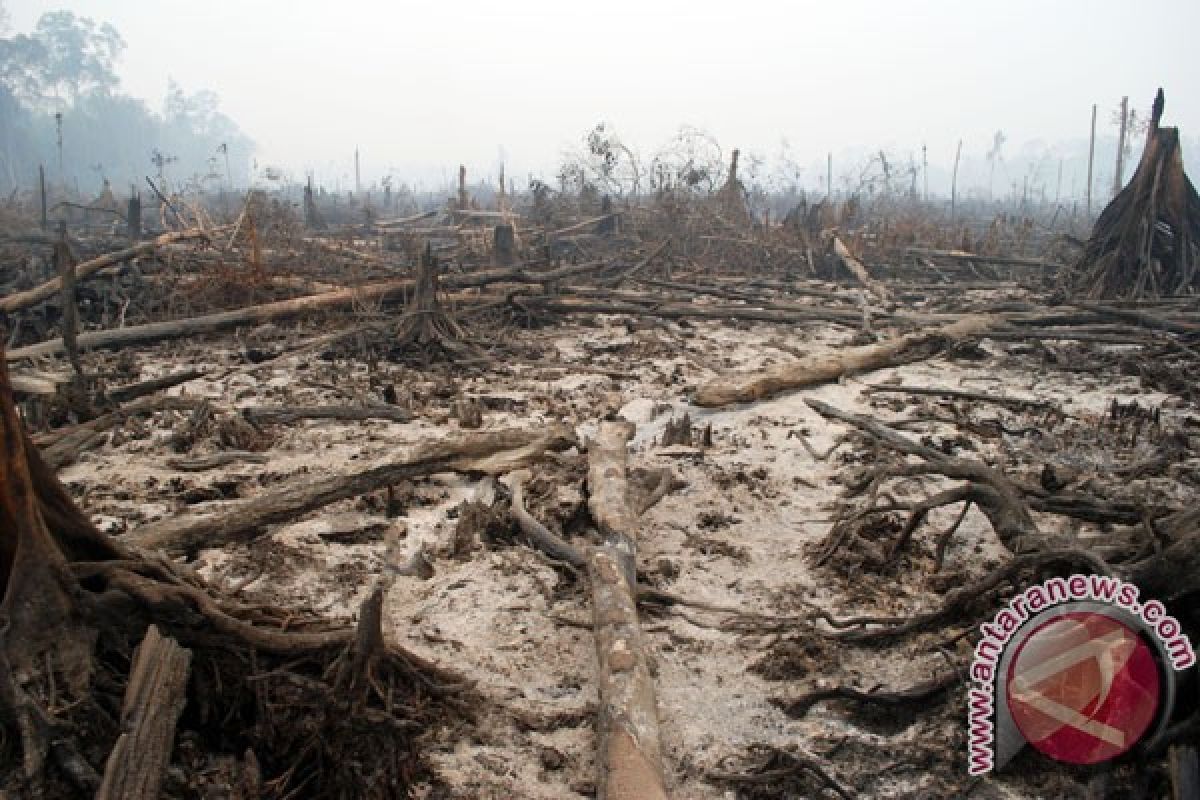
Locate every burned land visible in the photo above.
<box><xmin>2</xmin><ymin>92</ymin><xmax>1200</xmax><ymax>800</ymax></box>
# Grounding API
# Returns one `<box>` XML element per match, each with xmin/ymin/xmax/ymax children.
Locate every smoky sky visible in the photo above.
<box><xmin>8</xmin><ymin>0</ymin><xmax>1200</xmax><ymax>192</ymax></box>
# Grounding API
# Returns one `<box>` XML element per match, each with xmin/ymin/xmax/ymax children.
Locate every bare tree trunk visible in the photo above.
<box><xmin>587</xmin><ymin>421</ymin><xmax>669</xmax><ymax>800</ymax></box>
<box><xmin>1114</xmin><ymin>95</ymin><xmax>1129</xmax><ymax>196</ymax></box>
<box><xmin>1087</xmin><ymin>103</ymin><xmax>1097</xmax><ymax>216</ymax></box>
<box><xmin>693</xmin><ymin>315</ymin><xmax>1000</xmax><ymax>408</ymax></box>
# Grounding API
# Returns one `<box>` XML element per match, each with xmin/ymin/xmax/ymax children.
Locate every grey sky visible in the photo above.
<box><xmin>8</xmin><ymin>0</ymin><xmax>1200</xmax><ymax>192</ymax></box>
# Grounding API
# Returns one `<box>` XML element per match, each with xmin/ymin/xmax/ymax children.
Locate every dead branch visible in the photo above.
<box><xmin>128</xmin><ymin>424</ymin><xmax>576</xmax><ymax>554</ymax></box>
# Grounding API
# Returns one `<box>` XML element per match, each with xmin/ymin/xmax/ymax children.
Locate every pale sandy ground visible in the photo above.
<box><xmin>57</xmin><ymin>299</ymin><xmax>1188</xmax><ymax>799</ymax></box>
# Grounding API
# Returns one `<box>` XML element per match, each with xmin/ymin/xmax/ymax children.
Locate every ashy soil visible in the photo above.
<box><xmin>55</xmin><ymin>289</ymin><xmax>1194</xmax><ymax>798</ymax></box>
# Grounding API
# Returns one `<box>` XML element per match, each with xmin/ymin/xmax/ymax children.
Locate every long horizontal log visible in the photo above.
<box><xmin>127</xmin><ymin>424</ymin><xmax>575</xmax><ymax>554</ymax></box>
<box><xmin>905</xmin><ymin>247</ymin><xmax>1062</xmax><ymax>269</ymax></box>
<box><xmin>523</xmin><ymin>295</ymin><xmax>871</xmax><ymax>327</ymax></box>
<box><xmin>372</xmin><ymin>210</ymin><xmax>439</xmax><ymax>229</ymax></box>
<box><xmin>1073</xmin><ymin>302</ymin><xmax>1200</xmax><ymax>336</ymax></box>
<box><xmin>862</xmin><ymin>383</ymin><xmax>1059</xmax><ymax>412</ymax></box>
<box><xmin>692</xmin><ymin>314</ymin><xmax>1001</xmax><ymax>407</ymax></box>
<box><xmin>1</xmin><ymin>228</ymin><xmax>218</xmax><ymax>314</ymax></box>
<box><xmin>241</xmin><ymin>404</ymin><xmax>412</xmax><ymax>425</ymax></box>
<box><xmin>5</xmin><ymin>267</ymin><xmax>528</xmax><ymax>361</ymax></box>
<box><xmin>549</xmin><ymin>213</ymin><xmax>622</xmax><ymax>238</ymax></box>
<box><xmin>7</xmin><ymin>278</ymin><xmax>409</xmax><ymax>360</ymax></box>
<box><xmin>4</xmin><ymin>262</ymin><xmax>622</xmax><ymax>361</ymax></box>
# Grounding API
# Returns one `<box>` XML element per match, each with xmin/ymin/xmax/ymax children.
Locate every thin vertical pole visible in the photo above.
<box><xmin>1055</xmin><ymin>158</ymin><xmax>1062</xmax><ymax>208</ymax></box>
<box><xmin>54</xmin><ymin>112</ymin><xmax>63</xmax><ymax>178</ymax></box>
<box><xmin>1113</xmin><ymin>95</ymin><xmax>1128</xmax><ymax>196</ymax></box>
<box><xmin>922</xmin><ymin>144</ymin><xmax>928</xmax><ymax>203</ymax></box>
<box><xmin>39</xmin><ymin>165</ymin><xmax>48</xmax><ymax>230</ymax></box>
<box><xmin>1087</xmin><ymin>103</ymin><xmax>1096</xmax><ymax>216</ymax></box>
<box><xmin>951</xmin><ymin>139</ymin><xmax>962</xmax><ymax>220</ymax></box>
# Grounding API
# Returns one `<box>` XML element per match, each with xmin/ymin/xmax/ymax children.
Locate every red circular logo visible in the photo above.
<box><xmin>1006</xmin><ymin>611</ymin><xmax>1160</xmax><ymax>765</ymax></box>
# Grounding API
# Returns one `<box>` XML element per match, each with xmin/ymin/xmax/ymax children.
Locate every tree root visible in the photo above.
<box><xmin>0</xmin><ymin>347</ymin><xmax>475</xmax><ymax>798</ymax></box>
<box><xmin>776</xmin><ymin>671</ymin><xmax>961</xmax><ymax>719</ymax></box>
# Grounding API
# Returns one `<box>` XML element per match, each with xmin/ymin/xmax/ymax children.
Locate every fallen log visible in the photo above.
<box><xmin>165</xmin><ymin>451</ymin><xmax>269</xmax><ymax>472</ymax></box>
<box><xmin>4</xmin><ymin>263</ymin><xmax>596</xmax><ymax>361</ymax></box>
<box><xmin>1072</xmin><ymin>302</ymin><xmax>1200</xmax><ymax>336</ymax></box>
<box><xmin>832</xmin><ymin>235</ymin><xmax>889</xmax><ymax>302</ymax></box>
<box><xmin>128</xmin><ymin>424</ymin><xmax>576</xmax><ymax>555</ymax></box>
<box><xmin>862</xmin><ymin>383</ymin><xmax>1059</xmax><ymax>412</ymax></box>
<box><xmin>10</xmin><ymin>370</ymin><xmax>64</xmax><ymax>396</ymax></box>
<box><xmin>523</xmin><ymin>295</ymin><xmax>870</xmax><ymax>327</ymax></box>
<box><xmin>693</xmin><ymin>314</ymin><xmax>1000</xmax><ymax>407</ymax></box>
<box><xmin>105</xmin><ymin>369</ymin><xmax>207</xmax><ymax>405</ymax></box>
<box><xmin>96</xmin><ymin>626</ymin><xmax>191</xmax><ymax>800</ymax></box>
<box><xmin>904</xmin><ymin>247</ymin><xmax>1061</xmax><ymax>269</ymax></box>
<box><xmin>241</xmin><ymin>404</ymin><xmax>412</xmax><ymax>426</ymax></box>
<box><xmin>586</xmin><ymin>421</ymin><xmax>669</xmax><ymax>800</ymax></box>
<box><xmin>548</xmin><ymin>213</ymin><xmax>622</xmax><ymax>238</ymax></box>
<box><xmin>0</xmin><ymin>228</ymin><xmax>217</xmax><ymax>314</ymax></box>
<box><xmin>372</xmin><ymin>210</ymin><xmax>439</xmax><ymax>229</ymax></box>
<box><xmin>6</xmin><ymin>278</ymin><xmax>410</xmax><ymax>360</ymax></box>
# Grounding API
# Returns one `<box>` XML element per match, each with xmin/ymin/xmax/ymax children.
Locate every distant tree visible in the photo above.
<box><xmin>648</xmin><ymin>125</ymin><xmax>724</xmax><ymax>194</ymax></box>
<box><xmin>0</xmin><ymin>11</ymin><xmax>124</xmax><ymax>109</ymax></box>
<box><xmin>162</xmin><ymin>79</ymin><xmax>253</xmax><ymax>186</ymax></box>
<box><xmin>0</xmin><ymin>12</ymin><xmax>253</xmax><ymax>194</ymax></box>
<box><xmin>579</xmin><ymin>122</ymin><xmax>641</xmax><ymax>198</ymax></box>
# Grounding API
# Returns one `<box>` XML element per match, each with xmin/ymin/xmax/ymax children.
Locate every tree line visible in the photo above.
<box><xmin>0</xmin><ymin>5</ymin><xmax>252</xmax><ymax>198</ymax></box>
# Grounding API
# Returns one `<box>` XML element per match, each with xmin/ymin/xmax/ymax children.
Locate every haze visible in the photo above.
<box><xmin>7</xmin><ymin>0</ymin><xmax>1200</xmax><ymax>194</ymax></box>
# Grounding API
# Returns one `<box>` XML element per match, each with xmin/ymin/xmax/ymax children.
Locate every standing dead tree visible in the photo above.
<box><xmin>1073</xmin><ymin>89</ymin><xmax>1200</xmax><ymax>298</ymax></box>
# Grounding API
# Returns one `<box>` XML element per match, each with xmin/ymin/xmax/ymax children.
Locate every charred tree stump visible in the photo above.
<box><xmin>457</xmin><ymin>164</ymin><xmax>470</xmax><ymax>211</ymax></box>
<box><xmin>1074</xmin><ymin>89</ymin><xmax>1200</xmax><ymax>298</ymax></box>
<box><xmin>598</xmin><ymin>195</ymin><xmax>618</xmax><ymax>235</ymax></box>
<box><xmin>493</xmin><ymin>223</ymin><xmax>516</xmax><ymax>266</ymax></box>
<box><xmin>303</xmin><ymin>178</ymin><xmax>325</xmax><ymax>231</ymax></box>
<box><xmin>126</xmin><ymin>190</ymin><xmax>141</xmax><ymax>242</ymax></box>
<box><xmin>397</xmin><ymin>244</ymin><xmax>466</xmax><ymax>353</ymax></box>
